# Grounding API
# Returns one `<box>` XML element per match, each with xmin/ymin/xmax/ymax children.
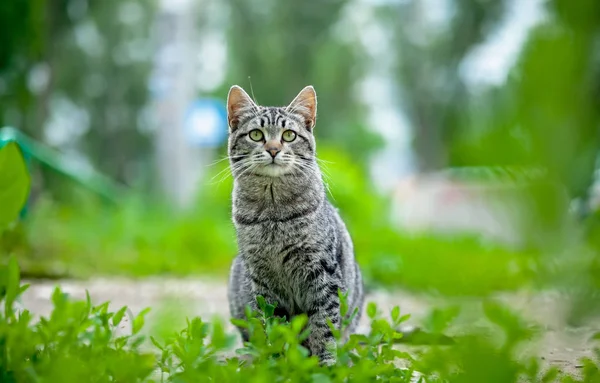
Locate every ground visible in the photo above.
<box><xmin>18</xmin><ymin>277</ymin><xmax>599</xmax><ymax>378</ymax></box>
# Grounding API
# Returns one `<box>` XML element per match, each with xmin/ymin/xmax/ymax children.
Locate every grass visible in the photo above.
<box><xmin>2</xmin><ymin>256</ymin><xmax>600</xmax><ymax>382</ymax></box>
<box><xmin>3</xmin><ymin>145</ymin><xmax>600</xmax><ymax>382</ymax></box>
<box><xmin>3</xmin><ymin>201</ymin><xmax>532</xmax><ymax>295</ymax></box>
<box><xmin>0</xmin><ymin>147</ymin><xmax>547</xmax><ymax>297</ymax></box>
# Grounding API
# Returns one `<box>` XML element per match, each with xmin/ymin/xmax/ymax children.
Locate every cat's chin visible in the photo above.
<box><xmin>254</xmin><ymin>163</ymin><xmax>291</xmax><ymax>177</ymax></box>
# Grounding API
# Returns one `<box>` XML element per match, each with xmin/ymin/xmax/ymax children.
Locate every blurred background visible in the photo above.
<box><xmin>1</xmin><ymin>0</ymin><xmax>599</xmax><ymax>316</ymax></box>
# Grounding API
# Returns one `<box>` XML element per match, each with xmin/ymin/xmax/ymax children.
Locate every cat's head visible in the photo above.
<box><xmin>226</xmin><ymin>85</ymin><xmax>318</xmax><ymax>178</ymax></box>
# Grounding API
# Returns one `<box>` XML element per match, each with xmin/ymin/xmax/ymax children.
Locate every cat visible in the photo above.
<box><xmin>226</xmin><ymin>85</ymin><xmax>364</xmax><ymax>365</ymax></box>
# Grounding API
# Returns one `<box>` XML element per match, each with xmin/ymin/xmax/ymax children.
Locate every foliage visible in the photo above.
<box><xmin>0</xmin><ymin>181</ymin><xmax>236</xmax><ymax>279</ymax></box>
<box><xmin>0</xmin><ymin>143</ymin><xmax>30</xmax><ymax>231</ymax></box>
<box><xmin>450</xmin><ymin>0</ymin><xmax>600</xmax><ymax>206</ymax></box>
<box><xmin>1</xmin><ymin>144</ymin><xmax>537</xmax><ymax>296</ymax></box>
<box><xmin>1</xmin><ymin>258</ymin><xmax>600</xmax><ymax>382</ymax></box>
<box><xmin>0</xmin><ymin>257</ymin><xmax>155</xmax><ymax>382</ymax></box>
<box><xmin>0</xmin><ymin>0</ymin><xmax>157</xmax><ymax>188</ymax></box>
<box><xmin>383</xmin><ymin>0</ymin><xmax>505</xmax><ymax>170</ymax></box>
<box><xmin>1</xmin><ymin>1</ymin><xmax>599</xmax><ymax>379</ymax></box>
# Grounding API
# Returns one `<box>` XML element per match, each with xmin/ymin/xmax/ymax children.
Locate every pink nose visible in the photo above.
<box><xmin>267</xmin><ymin>147</ymin><xmax>280</xmax><ymax>158</ymax></box>
<box><xmin>264</xmin><ymin>140</ymin><xmax>282</xmax><ymax>158</ymax></box>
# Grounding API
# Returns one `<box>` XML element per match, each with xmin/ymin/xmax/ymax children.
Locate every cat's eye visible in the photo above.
<box><xmin>249</xmin><ymin>129</ymin><xmax>264</xmax><ymax>141</ymax></box>
<box><xmin>282</xmin><ymin>130</ymin><xmax>296</xmax><ymax>142</ymax></box>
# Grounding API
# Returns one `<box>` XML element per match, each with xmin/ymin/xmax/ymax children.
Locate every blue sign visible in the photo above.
<box><xmin>183</xmin><ymin>98</ymin><xmax>228</xmax><ymax>147</ymax></box>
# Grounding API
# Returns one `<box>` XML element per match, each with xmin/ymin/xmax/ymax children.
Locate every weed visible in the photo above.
<box><xmin>1</xmin><ymin>256</ymin><xmax>600</xmax><ymax>382</ymax></box>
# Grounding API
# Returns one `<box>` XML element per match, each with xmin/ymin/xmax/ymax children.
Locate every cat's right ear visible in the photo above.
<box><xmin>227</xmin><ymin>85</ymin><xmax>257</xmax><ymax>132</ymax></box>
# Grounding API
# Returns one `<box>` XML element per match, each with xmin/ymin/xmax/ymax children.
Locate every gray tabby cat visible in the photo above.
<box><xmin>226</xmin><ymin>85</ymin><xmax>364</xmax><ymax>365</ymax></box>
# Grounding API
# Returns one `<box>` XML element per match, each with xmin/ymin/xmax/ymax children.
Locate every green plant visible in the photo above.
<box><xmin>2</xmin><ymin>145</ymin><xmax>540</xmax><ymax>297</ymax></box>
<box><xmin>1</xmin><ymin>257</ymin><xmax>600</xmax><ymax>382</ymax></box>
<box><xmin>0</xmin><ymin>256</ymin><xmax>156</xmax><ymax>382</ymax></box>
<box><xmin>0</xmin><ymin>142</ymin><xmax>30</xmax><ymax>231</ymax></box>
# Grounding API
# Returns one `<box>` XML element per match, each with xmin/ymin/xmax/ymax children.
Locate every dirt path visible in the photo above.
<box><xmin>18</xmin><ymin>277</ymin><xmax>598</xmax><ymax>377</ymax></box>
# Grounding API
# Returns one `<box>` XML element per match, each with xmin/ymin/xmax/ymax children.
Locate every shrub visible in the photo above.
<box><xmin>1</xmin><ymin>257</ymin><xmax>600</xmax><ymax>382</ymax></box>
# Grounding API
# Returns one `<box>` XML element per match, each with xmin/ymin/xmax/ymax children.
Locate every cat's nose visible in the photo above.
<box><xmin>265</xmin><ymin>141</ymin><xmax>282</xmax><ymax>158</ymax></box>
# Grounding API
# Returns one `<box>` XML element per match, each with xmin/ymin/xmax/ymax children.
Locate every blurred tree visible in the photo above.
<box><xmin>452</xmin><ymin>0</ymin><xmax>600</xmax><ymax>208</ymax></box>
<box><xmin>387</xmin><ymin>0</ymin><xmax>599</xmax><ymax>209</ymax></box>
<box><xmin>440</xmin><ymin>0</ymin><xmax>600</xmax><ymax>322</ymax></box>
<box><xmin>0</xmin><ymin>1</ymin><xmax>157</xmax><ymax>192</ymax></box>
<box><xmin>520</xmin><ymin>0</ymin><xmax>600</xmax><ymax>324</ymax></box>
<box><xmin>529</xmin><ymin>0</ymin><xmax>600</xmax><ymax>208</ymax></box>
<box><xmin>0</xmin><ymin>0</ymin><xmax>57</xmax><ymax>138</ymax></box>
<box><xmin>385</xmin><ymin>0</ymin><xmax>505</xmax><ymax>171</ymax></box>
<box><xmin>220</xmin><ymin>0</ymin><xmax>382</xmax><ymax>165</ymax></box>
<box><xmin>51</xmin><ymin>1</ymin><xmax>157</xmax><ymax>184</ymax></box>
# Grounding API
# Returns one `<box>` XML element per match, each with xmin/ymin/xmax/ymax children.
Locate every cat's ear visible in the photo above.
<box><xmin>227</xmin><ymin>85</ymin><xmax>257</xmax><ymax>131</ymax></box>
<box><xmin>287</xmin><ymin>86</ymin><xmax>317</xmax><ymax>130</ymax></box>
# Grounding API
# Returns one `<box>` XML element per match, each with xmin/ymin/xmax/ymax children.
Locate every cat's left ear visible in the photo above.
<box><xmin>287</xmin><ymin>86</ymin><xmax>317</xmax><ymax>131</ymax></box>
<box><xmin>227</xmin><ymin>85</ymin><xmax>257</xmax><ymax>132</ymax></box>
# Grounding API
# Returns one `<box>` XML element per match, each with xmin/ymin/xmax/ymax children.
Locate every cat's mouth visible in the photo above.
<box><xmin>255</xmin><ymin>162</ymin><xmax>290</xmax><ymax>177</ymax></box>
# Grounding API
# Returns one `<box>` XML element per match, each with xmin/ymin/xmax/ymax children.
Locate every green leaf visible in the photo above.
<box><xmin>425</xmin><ymin>306</ymin><xmax>460</xmax><ymax>334</ymax></box>
<box><xmin>112</xmin><ymin>306</ymin><xmax>128</xmax><ymax>327</ymax></box>
<box><xmin>93</xmin><ymin>301</ymin><xmax>110</xmax><ymax>315</ymax></box>
<box><xmin>231</xmin><ymin>318</ymin><xmax>249</xmax><ymax>329</ymax></box>
<box><xmin>291</xmin><ymin>314</ymin><xmax>308</xmax><ymax>333</ymax></box>
<box><xmin>0</xmin><ymin>142</ymin><xmax>30</xmax><ymax>231</ymax></box>
<box><xmin>367</xmin><ymin>302</ymin><xmax>377</xmax><ymax>319</ymax></box>
<box><xmin>114</xmin><ymin>336</ymin><xmax>129</xmax><ymax>349</ymax></box>
<box><xmin>130</xmin><ymin>335</ymin><xmax>146</xmax><ymax>348</ymax></box>
<box><xmin>4</xmin><ymin>255</ymin><xmax>20</xmax><ymax>317</ymax></box>
<box><xmin>327</xmin><ymin>318</ymin><xmax>341</xmax><ymax>340</ymax></box>
<box><xmin>132</xmin><ymin>307</ymin><xmax>151</xmax><ymax>335</ymax></box>
<box><xmin>211</xmin><ymin>319</ymin><xmax>228</xmax><ymax>349</ymax></box>
<box><xmin>18</xmin><ymin>283</ymin><xmax>30</xmax><ymax>295</ymax></box>
<box><xmin>256</xmin><ymin>295</ymin><xmax>266</xmax><ymax>312</ymax></box>
<box><xmin>391</xmin><ymin>306</ymin><xmax>400</xmax><ymax>323</ymax></box>
<box><xmin>338</xmin><ymin>289</ymin><xmax>349</xmax><ymax>317</ymax></box>
<box><xmin>311</xmin><ymin>373</ymin><xmax>331</xmax><ymax>383</ymax></box>
<box><xmin>150</xmin><ymin>336</ymin><xmax>165</xmax><ymax>351</ymax></box>
<box><xmin>264</xmin><ymin>301</ymin><xmax>276</xmax><ymax>318</ymax></box>
<box><xmin>541</xmin><ymin>367</ymin><xmax>559</xmax><ymax>383</ymax></box>
<box><xmin>299</xmin><ymin>328</ymin><xmax>312</xmax><ymax>342</ymax></box>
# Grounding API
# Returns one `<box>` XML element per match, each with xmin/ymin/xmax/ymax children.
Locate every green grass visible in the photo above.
<box><xmin>3</xmin><ymin>200</ymin><xmax>532</xmax><ymax>295</ymax></box>
<box><xmin>2</xmin><ymin>256</ymin><xmax>600</xmax><ymax>382</ymax></box>
<box><xmin>0</xmin><ymin>147</ymin><xmax>545</xmax><ymax>296</ymax></box>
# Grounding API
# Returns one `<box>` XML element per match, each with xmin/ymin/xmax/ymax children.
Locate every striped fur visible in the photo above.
<box><xmin>226</xmin><ymin>85</ymin><xmax>364</xmax><ymax>365</ymax></box>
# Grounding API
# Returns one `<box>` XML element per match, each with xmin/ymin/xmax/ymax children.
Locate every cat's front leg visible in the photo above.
<box><xmin>248</xmin><ymin>277</ymin><xmax>283</xmax><ymax>315</ymax></box>
<box><xmin>306</xmin><ymin>294</ymin><xmax>340</xmax><ymax>366</ymax></box>
<box><xmin>238</xmin><ymin>277</ymin><xmax>282</xmax><ymax>341</ymax></box>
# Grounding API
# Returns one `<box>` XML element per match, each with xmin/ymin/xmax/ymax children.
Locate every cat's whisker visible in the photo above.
<box><xmin>294</xmin><ymin>160</ymin><xmax>336</xmax><ymax>199</ymax></box>
<box><xmin>209</xmin><ymin>165</ymin><xmax>235</xmax><ymax>184</ymax></box>
<box><xmin>211</xmin><ymin>166</ymin><xmax>237</xmax><ymax>185</ymax></box>
<box><xmin>235</xmin><ymin>162</ymin><xmax>259</xmax><ymax>179</ymax></box>
<box><xmin>211</xmin><ymin>157</ymin><xmax>256</xmax><ymax>185</ymax></box>
<box><xmin>289</xmin><ymin>159</ymin><xmax>321</xmax><ymax>180</ymax></box>
<box><xmin>214</xmin><ymin>173</ymin><xmax>233</xmax><ymax>185</ymax></box>
<box><xmin>206</xmin><ymin>154</ymin><xmax>247</xmax><ymax>168</ymax></box>
<box><xmin>316</xmin><ymin>158</ymin><xmax>335</xmax><ymax>165</ymax></box>
<box><xmin>320</xmin><ymin>169</ymin><xmax>335</xmax><ymax>188</ymax></box>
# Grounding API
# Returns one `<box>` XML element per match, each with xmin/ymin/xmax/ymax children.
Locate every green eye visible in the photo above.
<box><xmin>249</xmin><ymin>129</ymin><xmax>264</xmax><ymax>141</ymax></box>
<box><xmin>282</xmin><ymin>130</ymin><xmax>296</xmax><ymax>142</ymax></box>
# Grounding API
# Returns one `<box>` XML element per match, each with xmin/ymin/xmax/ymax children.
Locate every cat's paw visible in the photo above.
<box><xmin>319</xmin><ymin>355</ymin><xmax>337</xmax><ymax>367</ymax></box>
